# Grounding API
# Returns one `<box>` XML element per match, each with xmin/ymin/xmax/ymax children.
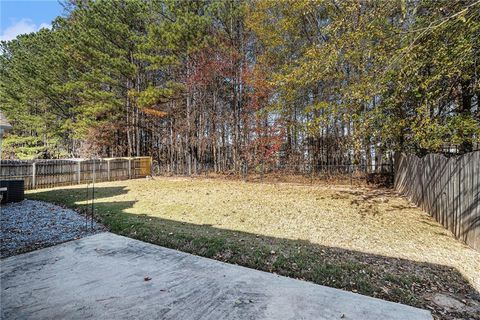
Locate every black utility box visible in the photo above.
<box><xmin>0</xmin><ymin>180</ymin><xmax>25</xmax><ymax>204</ymax></box>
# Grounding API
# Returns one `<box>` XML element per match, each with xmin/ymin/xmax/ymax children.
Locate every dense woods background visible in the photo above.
<box><xmin>1</xmin><ymin>0</ymin><xmax>479</xmax><ymax>174</ymax></box>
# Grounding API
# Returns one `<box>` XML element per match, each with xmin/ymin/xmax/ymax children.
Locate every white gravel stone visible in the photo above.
<box><xmin>0</xmin><ymin>199</ymin><xmax>104</xmax><ymax>258</ymax></box>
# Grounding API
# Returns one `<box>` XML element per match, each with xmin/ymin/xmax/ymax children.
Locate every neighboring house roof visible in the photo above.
<box><xmin>0</xmin><ymin>111</ymin><xmax>12</xmax><ymax>132</ymax></box>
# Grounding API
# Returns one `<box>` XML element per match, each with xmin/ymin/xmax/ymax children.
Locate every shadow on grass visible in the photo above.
<box><xmin>27</xmin><ymin>185</ymin><xmax>480</xmax><ymax>320</ymax></box>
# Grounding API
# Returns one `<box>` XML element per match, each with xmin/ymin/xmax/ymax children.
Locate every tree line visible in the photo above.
<box><xmin>1</xmin><ymin>0</ymin><xmax>479</xmax><ymax>174</ymax></box>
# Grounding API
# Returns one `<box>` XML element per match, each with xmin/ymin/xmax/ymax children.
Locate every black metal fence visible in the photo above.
<box><xmin>152</xmin><ymin>160</ymin><xmax>394</xmax><ymax>186</ymax></box>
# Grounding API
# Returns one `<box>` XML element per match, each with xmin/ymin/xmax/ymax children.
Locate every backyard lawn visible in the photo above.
<box><xmin>28</xmin><ymin>177</ymin><xmax>480</xmax><ymax>320</ymax></box>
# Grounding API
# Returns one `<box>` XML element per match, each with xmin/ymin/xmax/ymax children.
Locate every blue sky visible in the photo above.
<box><xmin>1</xmin><ymin>0</ymin><xmax>64</xmax><ymax>41</ymax></box>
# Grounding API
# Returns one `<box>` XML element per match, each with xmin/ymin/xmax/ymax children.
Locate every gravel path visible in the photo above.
<box><xmin>1</xmin><ymin>200</ymin><xmax>104</xmax><ymax>258</ymax></box>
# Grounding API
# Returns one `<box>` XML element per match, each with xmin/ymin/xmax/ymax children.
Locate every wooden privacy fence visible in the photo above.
<box><xmin>0</xmin><ymin>157</ymin><xmax>152</xmax><ymax>190</ymax></box>
<box><xmin>394</xmin><ymin>152</ymin><xmax>480</xmax><ymax>251</ymax></box>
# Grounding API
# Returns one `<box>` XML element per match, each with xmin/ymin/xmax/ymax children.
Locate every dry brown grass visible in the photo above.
<box><xmin>28</xmin><ymin>177</ymin><xmax>480</xmax><ymax>319</ymax></box>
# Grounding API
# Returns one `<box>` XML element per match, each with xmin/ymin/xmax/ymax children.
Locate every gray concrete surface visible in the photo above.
<box><xmin>1</xmin><ymin>232</ymin><xmax>432</xmax><ymax>320</ymax></box>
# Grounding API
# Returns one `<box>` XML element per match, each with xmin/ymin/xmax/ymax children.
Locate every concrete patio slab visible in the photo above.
<box><xmin>1</xmin><ymin>232</ymin><xmax>432</xmax><ymax>320</ymax></box>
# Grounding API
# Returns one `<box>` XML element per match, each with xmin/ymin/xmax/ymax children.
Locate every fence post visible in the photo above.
<box><xmin>149</xmin><ymin>157</ymin><xmax>153</xmax><ymax>176</ymax></box>
<box><xmin>32</xmin><ymin>162</ymin><xmax>36</xmax><ymax>189</ymax></box>
<box><xmin>107</xmin><ymin>159</ymin><xmax>111</xmax><ymax>181</ymax></box>
<box><xmin>350</xmin><ymin>165</ymin><xmax>353</xmax><ymax>186</ymax></box>
<box><xmin>260</xmin><ymin>161</ymin><xmax>264</xmax><ymax>182</ymax></box>
<box><xmin>128</xmin><ymin>158</ymin><xmax>132</xmax><ymax>179</ymax></box>
<box><xmin>77</xmin><ymin>160</ymin><xmax>81</xmax><ymax>184</ymax></box>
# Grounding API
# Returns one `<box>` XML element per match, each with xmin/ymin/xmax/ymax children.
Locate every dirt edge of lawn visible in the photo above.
<box><xmin>26</xmin><ymin>179</ymin><xmax>480</xmax><ymax>320</ymax></box>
